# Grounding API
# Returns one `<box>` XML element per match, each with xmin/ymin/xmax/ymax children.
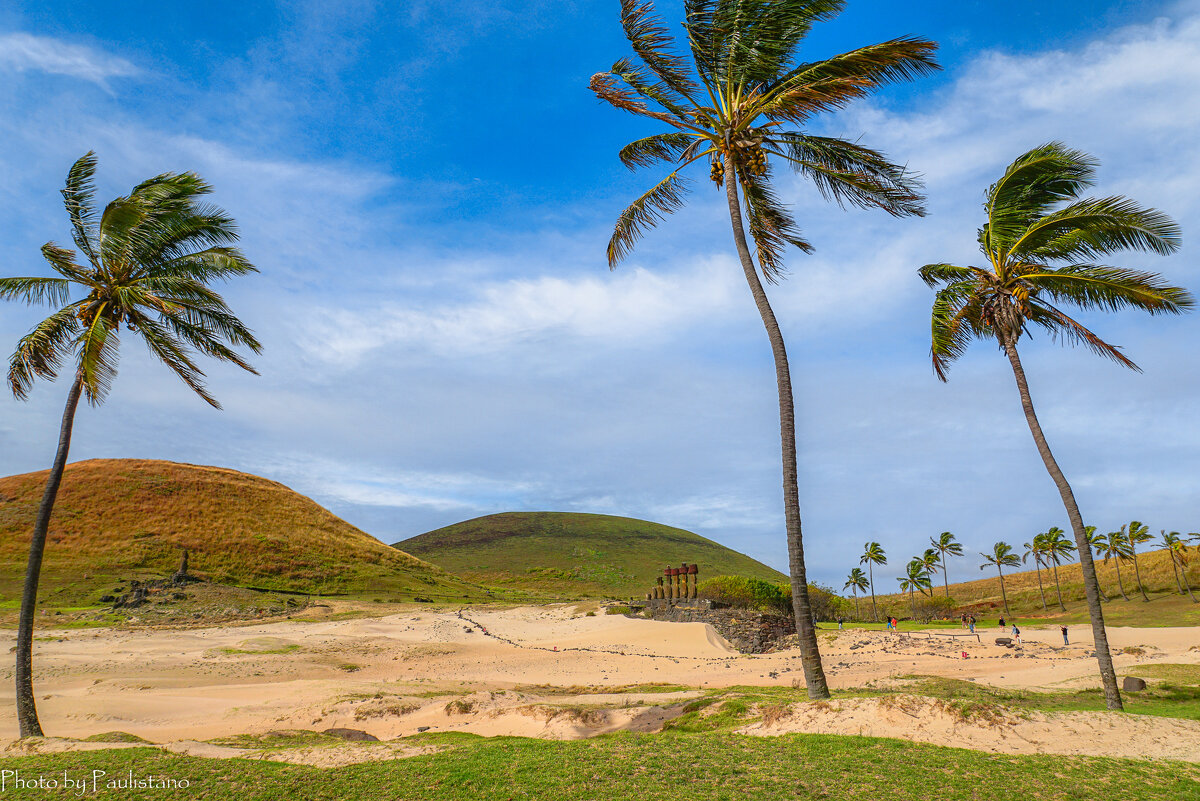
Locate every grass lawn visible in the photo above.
<box><xmin>0</xmin><ymin>732</ymin><xmax>1197</xmax><ymax>801</ymax></box>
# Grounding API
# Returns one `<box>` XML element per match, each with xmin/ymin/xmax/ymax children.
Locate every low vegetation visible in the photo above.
<box><xmin>394</xmin><ymin>512</ymin><xmax>785</xmax><ymax>598</ymax></box>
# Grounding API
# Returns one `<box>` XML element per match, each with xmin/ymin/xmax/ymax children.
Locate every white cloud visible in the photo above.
<box><xmin>0</xmin><ymin>32</ymin><xmax>138</xmax><ymax>89</ymax></box>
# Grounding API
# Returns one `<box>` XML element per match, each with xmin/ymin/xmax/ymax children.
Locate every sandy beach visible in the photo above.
<box><xmin>1</xmin><ymin>604</ymin><xmax>1197</xmax><ymax>763</ymax></box>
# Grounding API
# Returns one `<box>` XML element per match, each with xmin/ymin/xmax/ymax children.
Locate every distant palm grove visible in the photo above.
<box><xmin>1</xmin><ymin>0</ymin><xmax>1194</xmax><ymax>737</ymax></box>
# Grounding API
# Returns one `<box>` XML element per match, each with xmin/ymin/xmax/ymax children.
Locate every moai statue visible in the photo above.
<box><xmin>688</xmin><ymin>563</ymin><xmax>699</xmax><ymax>599</ymax></box>
<box><xmin>678</xmin><ymin>563</ymin><xmax>689</xmax><ymax>600</ymax></box>
<box><xmin>654</xmin><ymin>576</ymin><xmax>664</xmax><ymax>599</ymax></box>
<box><xmin>666</xmin><ymin>567</ymin><xmax>677</xmax><ymax>599</ymax></box>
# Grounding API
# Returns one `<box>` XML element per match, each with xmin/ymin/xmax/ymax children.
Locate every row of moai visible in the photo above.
<box><xmin>647</xmin><ymin>563</ymin><xmax>699</xmax><ymax>601</ymax></box>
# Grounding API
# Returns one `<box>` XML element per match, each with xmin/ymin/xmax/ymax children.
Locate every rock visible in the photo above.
<box><xmin>416</xmin><ymin>726</ymin><xmax>431</xmax><ymax>733</ymax></box>
<box><xmin>994</xmin><ymin>637</ymin><xmax>1012</xmax><ymax>647</ymax></box>
<box><xmin>99</xmin><ymin>595</ymin><xmax>115</xmax><ymax>603</ymax></box>
<box><xmin>1122</xmin><ymin>677</ymin><xmax>1147</xmax><ymax>692</ymax></box>
<box><xmin>322</xmin><ymin>728</ymin><xmax>379</xmax><ymax>742</ymax></box>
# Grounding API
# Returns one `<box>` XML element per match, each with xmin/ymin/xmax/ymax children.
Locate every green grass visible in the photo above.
<box><xmin>393</xmin><ymin>511</ymin><xmax>786</xmax><ymax>598</ymax></box>
<box><xmin>0</xmin><ymin>734</ymin><xmax>1196</xmax><ymax>800</ymax></box>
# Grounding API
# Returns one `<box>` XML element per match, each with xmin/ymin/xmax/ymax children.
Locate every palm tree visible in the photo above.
<box><xmin>1101</xmin><ymin>528</ymin><xmax>1134</xmax><ymax>602</ymax></box>
<box><xmin>919</xmin><ymin>142</ymin><xmax>1192</xmax><ymax>711</ymax></box>
<box><xmin>1160</xmin><ymin>531</ymin><xmax>1197</xmax><ymax>602</ymax></box>
<box><xmin>980</xmin><ymin>542</ymin><xmax>1020</xmax><ymax>617</ymax></box>
<box><xmin>898</xmin><ymin>559</ymin><xmax>933</xmax><ymax>621</ymax></box>
<box><xmin>918</xmin><ymin>548</ymin><xmax>940</xmax><ymax>591</ymax></box>
<box><xmin>1</xmin><ymin>152</ymin><xmax>261</xmax><ymax>737</ymax></box>
<box><xmin>1022</xmin><ymin>532</ymin><xmax>1050</xmax><ymax>610</ymax></box>
<box><xmin>929</xmin><ymin>531</ymin><xmax>963</xmax><ymax>598</ymax></box>
<box><xmin>843</xmin><ymin>567</ymin><xmax>869</xmax><ymax>620</ymax></box>
<box><xmin>593</xmin><ymin>0</ymin><xmax>937</xmax><ymax>701</ymax></box>
<box><xmin>1124</xmin><ymin>521</ymin><xmax>1153</xmax><ymax>601</ymax></box>
<box><xmin>1043</xmin><ymin>526</ymin><xmax>1077</xmax><ymax>612</ymax></box>
<box><xmin>1083</xmin><ymin>525</ymin><xmax>1109</xmax><ymax>602</ymax></box>
<box><xmin>860</xmin><ymin>542</ymin><xmax>888</xmax><ymax>623</ymax></box>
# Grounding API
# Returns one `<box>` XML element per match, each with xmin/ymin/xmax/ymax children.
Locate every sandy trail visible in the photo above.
<box><xmin>0</xmin><ymin>605</ymin><xmax>1195</xmax><ymax>762</ymax></box>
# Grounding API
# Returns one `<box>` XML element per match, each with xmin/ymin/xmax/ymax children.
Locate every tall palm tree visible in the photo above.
<box><xmin>593</xmin><ymin>0</ymin><xmax>937</xmax><ymax>701</ymax></box>
<box><xmin>860</xmin><ymin>541</ymin><xmax>888</xmax><ymax>623</ymax></box>
<box><xmin>1083</xmin><ymin>525</ymin><xmax>1109</xmax><ymax>602</ymax></box>
<box><xmin>1022</xmin><ymin>532</ymin><xmax>1050</xmax><ymax>610</ymax></box>
<box><xmin>929</xmin><ymin>531</ymin><xmax>962</xmax><ymax>598</ymax></box>
<box><xmin>919</xmin><ymin>142</ymin><xmax>1191</xmax><ymax>711</ymax></box>
<box><xmin>918</xmin><ymin>548</ymin><xmax>940</xmax><ymax>590</ymax></box>
<box><xmin>898</xmin><ymin>558</ymin><xmax>932</xmax><ymax>621</ymax></box>
<box><xmin>1</xmin><ymin>152</ymin><xmax>261</xmax><ymax>737</ymax></box>
<box><xmin>980</xmin><ymin>542</ymin><xmax>1020</xmax><ymax>617</ymax></box>
<box><xmin>1043</xmin><ymin>526</ymin><xmax>1077</xmax><ymax>612</ymax></box>
<box><xmin>1160</xmin><ymin>531</ymin><xmax>1197</xmax><ymax>602</ymax></box>
<box><xmin>1101</xmin><ymin>528</ymin><xmax>1134</xmax><ymax>602</ymax></box>
<box><xmin>1124</xmin><ymin>520</ymin><xmax>1153</xmax><ymax>601</ymax></box>
<box><xmin>843</xmin><ymin>567</ymin><xmax>868</xmax><ymax>620</ymax></box>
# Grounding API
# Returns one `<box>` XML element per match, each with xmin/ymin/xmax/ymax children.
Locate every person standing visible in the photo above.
<box><xmin>1012</xmin><ymin>623</ymin><xmax>1021</xmax><ymax>645</ymax></box>
<box><xmin>999</xmin><ymin>615</ymin><xmax>1006</xmax><ymax>629</ymax></box>
<box><xmin>1061</xmin><ymin>626</ymin><xmax>1069</xmax><ymax>646</ymax></box>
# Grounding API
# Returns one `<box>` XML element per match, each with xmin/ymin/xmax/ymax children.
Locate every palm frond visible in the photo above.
<box><xmin>8</xmin><ymin>306</ymin><xmax>81</xmax><ymax>399</ymax></box>
<box><xmin>737</xmin><ymin>170</ymin><xmax>811</xmax><ymax>281</ymax></box>
<box><xmin>607</xmin><ymin>171</ymin><xmax>691</xmax><ymax>266</ymax></box>
<box><xmin>77</xmin><ymin>311</ymin><xmax>120</xmax><ymax>406</ymax></box>
<box><xmin>589</xmin><ymin>72</ymin><xmax>679</xmax><ymax>125</ymax></box>
<box><xmin>39</xmin><ymin>243</ymin><xmax>93</xmax><ymax>284</ymax></box>
<box><xmin>0</xmin><ymin>276</ymin><xmax>71</xmax><ymax>307</ymax></box>
<box><xmin>1009</xmin><ymin>196</ymin><xmax>1182</xmax><ymax>260</ymax></box>
<box><xmin>126</xmin><ymin>314</ymin><xmax>219</xmax><ymax>408</ymax></box>
<box><xmin>618</xmin><ymin>132</ymin><xmax>697</xmax><ymax>171</ymax></box>
<box><xmin>1023</xmin><ymin>263</ymin><xmax>1193</xmax><ymax>315</ymax></box>
<box><xmin>61</xmin><ymin>151</ymin><xmax>101</xmax><ymax>268</ymax></box>
<box><xmin>984</xmin><ymin>142</ymin><xmax>1097</xmax><ymax>250</ymax></box>
<box><xmin>620</xmin><ymin>0</ymin><xmax>698</xmax><ymax>97</ymax></box>
<box><xmin>917</xmin><ymin>263</ymin><xmax>973</xmax><ymax>288</ymax></box>
<box><xmin>1024</xmin><ymin>299</ymin><xmax>1140</xmax><ymax>371</ymax></box>
<box><xmin>758</xmin><ymin>37</ymin><xmax>939</xmax><ymax>121</ymax></box>
<box><xmin>929</xmin><ymin>281</ymin><xmax>985</xmax><ymax>381</ymax></box>
<box><xmin>774</xmin><ymin>134</ymin><xmax>925</xmax><ymax>217</ymax></box>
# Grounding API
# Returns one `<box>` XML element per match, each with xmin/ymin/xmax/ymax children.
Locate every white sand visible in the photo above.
<box><xmin>0</xmin><ymin>605</ymin><xmax>1196</xmax><ymax>762</ymax></box>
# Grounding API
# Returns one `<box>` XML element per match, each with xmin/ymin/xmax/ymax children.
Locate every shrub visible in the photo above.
<box><xmin>696</xmin><ymin>576</ymin><xmax>789</xmax><ymax>614</ymax></box>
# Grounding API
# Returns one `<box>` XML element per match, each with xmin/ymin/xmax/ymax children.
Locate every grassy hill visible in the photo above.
<box><xmin>870</xmin><ymin>547</ymin><xmax>1200</xmax><ymax>627</ymax></box>
<box><xmin>394</xmin><ymin>511</ymin><xmax>786</xmax><ymax>598</ymax></box>
<box><xmin>0</xmin><ymin>459</ymin><xmax>489</xmax><ymax>608</ymax></box>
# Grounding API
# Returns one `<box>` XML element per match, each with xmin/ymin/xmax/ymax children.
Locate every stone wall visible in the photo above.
<box><xmin>633</xmin><ymin>606</ymin><xmax>795</xmax><ymax>654</ymax></box>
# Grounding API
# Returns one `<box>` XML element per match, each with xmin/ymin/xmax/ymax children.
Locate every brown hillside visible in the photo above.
<box><xmin>0</xmin><ymin>459</ymin><xmax>483</xmax><ymax>601</ymax></box>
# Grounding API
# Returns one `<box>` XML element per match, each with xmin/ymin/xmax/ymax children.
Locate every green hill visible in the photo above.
<box><xmin>394</xmin><ymin>511</ymin><xmax>786</xmax><ymax>598</ymax></box>
<box><xmin>0</xmin><ymin>459</ymin><xmax>489</xmax><ymax>607</ymax></box>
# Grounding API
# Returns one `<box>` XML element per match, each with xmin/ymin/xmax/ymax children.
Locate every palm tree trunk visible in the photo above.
<box><xmin>909</xmin><ymin>587</ymin><xmax>915</xmax><ymax>621</ymax></box>
<box><xmin>942</xmin><ymin>560</ymin><xmax>950</xmax><ymax>598</ymax></box>
<box><xmin>724</xmin><ymin>170</ymin><xmax>828</xmax><ymax>699</ymax></box>
<box><xmin>1113</xmin><ymin>559</ymin><xmax>1129</xmax><ymax>601</ymax></box>
<box><xmin>1052</xmin><ymin>560</ymin><xmax>1066</xmax><ymax>611</ymax></box>
<box><xmin>1181</xmin><ymin>563</ymin><xmax>1198</xmax><ymax>603</ymax></box>
<box><xmin>853</xmin><ymin>591</ymin><xmax>860</xmax><ymax>620</ymax></box>
<box><xmin>1034</xmin><ymin>560</ymin><xmax>1047</xmax><ymax>610</ymax></box>
<box><xmin>1002</xmin><ymin>339</ymin><xmax>1122</xmax><ymax>710</ymax></box>
<box><xmin>868</xmin><ymin>564</ymin><xmax>877</xmax><ymax>622</ymax></box>
<box><xmin>1130</xmin><ymin>545</ymin><xmax>1149</xmax><ymax>601</ymax></box>
<box><xmin>996</xmin><ymin>566</ymin><xmax>1010</xmax><ymax>616</ymax></box>
<box><xmin>16</xmin><ymin>374</ymin><xmax>84</xmax><ymax>737</ymax></box>
<box><xmin>1170</xmin><ymin>556</ymin><xmax>1184</xmax><ymax>594</ymax></box>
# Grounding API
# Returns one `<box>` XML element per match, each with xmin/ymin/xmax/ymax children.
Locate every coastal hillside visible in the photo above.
<box><xmin>395</xmin><ymin>511</ymin><xmax>786</xmax><ymax>598</ymax></box>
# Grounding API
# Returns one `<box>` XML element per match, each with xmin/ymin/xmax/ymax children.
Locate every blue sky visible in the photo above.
<box><xmin>0</xmin><ymin>0</ymin><xmax>1197</xmax><ymax>590</ymax></box>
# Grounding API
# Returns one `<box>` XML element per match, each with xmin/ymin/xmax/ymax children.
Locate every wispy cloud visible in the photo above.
<box><xmin>0</xmin><ymin>33</ymin><xmax>138</xmax><ymax>89</ymax></box>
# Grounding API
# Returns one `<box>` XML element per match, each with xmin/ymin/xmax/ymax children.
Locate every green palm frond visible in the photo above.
<box><xmin>618</xmin><ymin>132</ymin><xmax>698</xmax><ymax>170</ymax></box>
<box><xmin>774</xmin><ymin>133</ymin><xmax>925</xmax><ymax>216</ymax></box>
<box><xmin>8</xmin><ymin>306</ymin><xmax>83</xmax><ymax>399</ymax></box>
<box><xmin>77</xmin><ymin>309</ymin><xmax>120</xmax><ymax>405</ymax></box>
<box><xmin>1022</xmin><ymin>264</ymin><xmax>1193</xmax><ymax>315</ymax></box>
<box><xmin>0</xmin><ymin>277</ymin><xmax>71</xmax><ymax>307</ymax></box>
<box><xmin>61</xmin><ymin>151</ymin><xmax>101</xmax><ymax>268</ymax></box>
<box><xmin>1010</xmin><ymin>196</ymin><xmax>1181</xmax><ymax>261</ymax></box>
<box><xmin>39</xmin><ymin>244</ymin><xmax>94</xmax><ymax>284</ymax></box>
<box><xmin>738</xmin><ymin>169</ymin><xmax>812</xmax><ymax>281</ymax></box>
<box><xmin>1023</xmin><ymin>299</ymin><xmax>1139</xmax><ymax>370</ymax></box>
<box><xmin>620</xmin><ymin>0</ymin><xmax>697</xmax><ymax>98</ymax></box>
<box><xmin>984</xmin><ymin>142</ymin><xmax>1097</xmax><ymax>250</ymax></box>
<box><xmin>607</xmin><ymin>170</ymin><xmax>691</xmax><ymax>266</ymax></box>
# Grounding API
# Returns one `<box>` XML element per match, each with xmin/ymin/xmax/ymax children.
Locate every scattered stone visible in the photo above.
<box><xmin>1122</xmin><ymin>677</ymin><xmax>1147</xmax><ymax>692</ymax></box>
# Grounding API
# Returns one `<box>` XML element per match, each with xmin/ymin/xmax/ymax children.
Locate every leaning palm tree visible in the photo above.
<box><xmin>919</xmin><ymin>142</ymin><xmax>1192</xmax><ymax>711</ymax></box>
<box><xmin>1022</xmin><ymin>532</ymin><xmax>1050</xmax><ymax>611</ymax></box>
<box><xmin>1083</xmin><ymin>526</ymin><xmax>1110</xmax><ymax>602</ymax></box>
<box><xmin>929</xmin><ymin>531</ymin><xmax>962</xmax><ymax>597</ymax></box>
<box><xmin>1124</xmin><ymin>521</ymin><xmax>1153</xmax><ymax>601</ymax></box>
<box><xmin>1</xmin><ymin>152</ymin><xmax>261</xmax><ymax>737</ymax></box>
<box><xmin>1102</xmin><ymin>528</ymin><xmax>1134</xmax><ymax>602</ymax></box>
<box><xmin>1043</xmin><ymin>526</ymin><xmax>1077</xmax><ymax>612</ymax></box>
<box><xmin>918</xmin><ymin>548</ymin><xmax>941</xmax><ymax>589</ymax></box>
<box><xmin>843</xmin><ymin>567</ymin><xmax>869</xmax><ymax>620</ymax></box>
<box><xmin>593</xmin><ymin>0</ymin><xmax>938</xmax><ymax>701</ymax></box>
<box><xmin>980</xmin><ymin>542</ymin><xmax>1020</xmax><ymax>617</ymax></box>
<box><xmin>860</xmin><ymin>541</ymin><xmax>888</xmax><ymax>623</ymax></box>
<box><xmin>898</xmin><ymin>559</ymin><xmax>932</xmax><ymax>621</ymax></box>
<box><xmin>1160</xmin><ymin>531</ymin><xmax>1197</xmax><ymax>602</ymax></box>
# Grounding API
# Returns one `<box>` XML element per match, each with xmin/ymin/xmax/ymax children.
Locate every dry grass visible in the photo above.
<box><xmin>0</xmin><ymin>459</ymin><xmax>490</xmax><ymax>604</ymax></box>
